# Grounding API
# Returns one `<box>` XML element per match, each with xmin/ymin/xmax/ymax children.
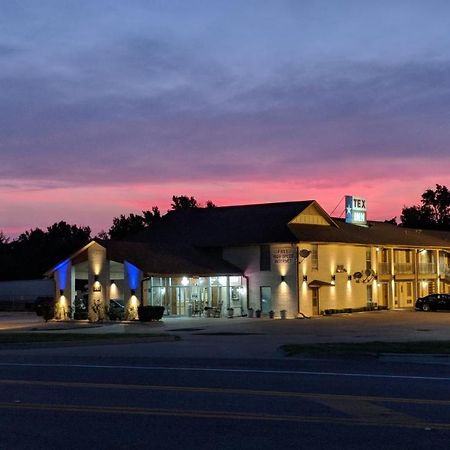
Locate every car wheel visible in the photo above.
<box><xmin>422</xmin><ymin>303</ymin><xmax>431</xmax><ymax>312</ymax></box>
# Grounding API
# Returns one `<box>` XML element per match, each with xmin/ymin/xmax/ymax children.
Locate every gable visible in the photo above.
<box><xmin>288</xmin><ymin>202</ymin><xmax>335</xmax><ymax>226</ymax></box>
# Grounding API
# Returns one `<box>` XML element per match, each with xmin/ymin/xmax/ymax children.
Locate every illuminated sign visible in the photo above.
<box><xmin>345</xmin><ymin>195</ymin><xmax>367</xmax><ymax>226</ymax></box>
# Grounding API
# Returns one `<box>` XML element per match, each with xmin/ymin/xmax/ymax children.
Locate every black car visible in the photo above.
<box><xmin>415</xmin><ymin>293</ymin><xmax>450</xmax><ymax>312</ymax></box>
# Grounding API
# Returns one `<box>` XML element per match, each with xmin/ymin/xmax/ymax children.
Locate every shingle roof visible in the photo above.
<box><xmin>136</xmin><ymin>201</ymin><xmax>314</xmax><ymax>246</ymax></box>
<box><xmin>289</xmin><ymin>218</ymin><xmax>450</xmax><ymax>248</ymax></box>
<box><xmin>99</xmin><ymin>240</ymin><xmax>242</xmax><ymax>276</ymax></box>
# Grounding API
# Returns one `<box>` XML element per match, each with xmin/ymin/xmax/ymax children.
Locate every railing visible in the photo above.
<box><xmin>394</xmin><ymin>263</ymin><xmax>414</xmax><ymax>274</ymax></box>
<box><xmin>378</xmin><ymin>262</ymin><xmax>391</xmax><ymax>275</ymax></box>
<box><xmin>418</xmin><ymin>262</ymin><xmax>436</xmax><ymax>274</ymax></box>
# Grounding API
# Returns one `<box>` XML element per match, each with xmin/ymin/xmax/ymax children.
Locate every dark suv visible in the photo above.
<box><xmin>415</xmin><ymin>294</ymin><xmax>450</xmax><ymax>312</ymax></box>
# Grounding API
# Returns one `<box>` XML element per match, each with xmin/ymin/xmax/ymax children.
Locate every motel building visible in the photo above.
<box><xmin>46</xmin><ymin>196</ymin><xmax>450</xmax><ymax>321</ymax></box>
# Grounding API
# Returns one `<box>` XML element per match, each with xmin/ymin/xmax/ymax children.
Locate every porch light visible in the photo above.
<box><xmin>181</xmin><ymin>277</ymin><xmax>189</xmax><ymax>286</ymax></box>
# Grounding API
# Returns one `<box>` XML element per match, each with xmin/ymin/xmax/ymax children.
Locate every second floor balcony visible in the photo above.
<box><xmin>394</xmin><ymin>262</ymin><xmax>414</xmax><ymax>274</ymax></box>
<box><xmin>378</xmin><ymin>262</ymin><xmax>391</xmax><ymax>275</ymax></box>
<box><xmin>418</xmin><ymin>262</ymin><xmax>437</xmax><ymax>274</ymax></box>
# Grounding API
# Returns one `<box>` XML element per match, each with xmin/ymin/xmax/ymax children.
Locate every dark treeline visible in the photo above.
<box><xmin>0</xmin><ymin>196</ymin><xmax>215</xmax><ymax>280</ymax></box>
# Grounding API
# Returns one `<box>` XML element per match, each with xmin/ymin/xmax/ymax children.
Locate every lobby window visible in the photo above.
<box><xmin>260</xmin><ymin>245</ymin><xmax>271</xmax><ymax>271</ymax></box>
<box><xmin>311</xmin><ymin>244</ymin><xmax>318</xmax><ymax>270</ymax></box>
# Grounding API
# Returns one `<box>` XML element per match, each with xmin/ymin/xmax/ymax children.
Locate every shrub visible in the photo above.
<box><xmin>138</xmin><ymin>305</ymin><xmax>165</xmax><ymax>322</ymax></box>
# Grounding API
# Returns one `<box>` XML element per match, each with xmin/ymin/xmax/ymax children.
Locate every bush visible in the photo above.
<box><xmin>34</xmin><ymin>297</ymin><xmax>55</xmax><ymax>321</ymax></box>
<box><xmin>138</xmin><ymin>305</ymin><xmax>165</xmax><ymax>322</ymax></box>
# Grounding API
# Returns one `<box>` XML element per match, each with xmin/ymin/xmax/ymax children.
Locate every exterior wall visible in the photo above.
<box><xmin>223</xmin><ymin>244</ymin><xmax>297</xmax><ymax>317</ymax></box>
<box><xmin>298</xmin><ymin>243</ymin><xmax>375</xmax><ymax>316</ymax></box>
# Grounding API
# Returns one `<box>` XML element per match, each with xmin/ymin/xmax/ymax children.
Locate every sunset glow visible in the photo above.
<box><xmin>1</xmin><ymin>1</ymin><xmax>449</xmax><ymax>237</ymax></box>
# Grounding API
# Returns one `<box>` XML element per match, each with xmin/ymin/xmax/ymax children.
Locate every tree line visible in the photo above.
<box><xmin>0</xmin><ymin>195</ymin><xmax>215</xmax><ymax>280</ymax></box>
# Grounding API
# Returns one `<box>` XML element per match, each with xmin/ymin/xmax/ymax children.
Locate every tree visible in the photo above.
<box><xmin>0</xmin><ymin>222</ymin><xmax>91</xmax><ymax>280</ymax></box>
<box><xmin>400</xmin><ymin>184</ymin><xmax>450</xmax><ymax>230</ymax></box>
<box><xmin>108</xmin><ymin>207</ymin><xmax>161</xmax><ymax>240</ymax></box>
<box><xmin>0</xmin><ymin>231</ymin><xmax>9</xmax><ymax>246</ymax></box>
<box><xmin>170</xmin><ymin>195</ymin><xmax>199</xmax><ymax>210</ymax></box>
<box><xmin>205</xmin><ymin>200</ymin><xmax>216</xmax><ymax>208</ymax></box>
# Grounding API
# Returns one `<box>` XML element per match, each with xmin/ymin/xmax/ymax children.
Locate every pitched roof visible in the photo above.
<box><xmin>289</xmin><ymin>218</ymin><xmax>450</xmax><ymax>248</ymax></box>
<box><xmin>136</xmin><ymin>200</ymin><xmax>315</xmax><ymax>246</ymax></box>
<box><xmin>100</xmin><ymin>240</ymin><xmax>242</xmax><ymax>276</ymax></box>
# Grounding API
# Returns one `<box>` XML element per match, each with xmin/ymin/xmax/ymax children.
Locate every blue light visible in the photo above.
<box><xmin>57</xmin><ymin>260</ymin><xmax>70</xmax><ymax>290</ymax></box>
<box><xmin>125</xmin><ymin>262</ymin><xmax>140</xmax><ymax>290</ymax></box>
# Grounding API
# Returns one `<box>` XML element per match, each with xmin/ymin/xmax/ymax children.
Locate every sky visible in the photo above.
<box><xmin>1</xmin><ymin>0</ymin><xmax>450</xmax><ymax>237</ymax></box>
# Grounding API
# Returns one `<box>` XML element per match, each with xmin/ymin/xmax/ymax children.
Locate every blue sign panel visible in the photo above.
<box><xmin>345</xmin><ymin>195</ymin><xmax>367</xmax><ymax>226</ymax></box>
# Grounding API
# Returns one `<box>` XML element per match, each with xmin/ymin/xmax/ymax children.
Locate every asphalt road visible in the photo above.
<box><xmin>0</xmin><ymin>351</ymin><xmax>449</xmax><ymax>449</ymax></box>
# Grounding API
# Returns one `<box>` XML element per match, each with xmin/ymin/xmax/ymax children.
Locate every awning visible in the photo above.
<box><xmin>308</xmin><ymin>279</ymin><xmax>334</xmax><ymax>288</ymax></box>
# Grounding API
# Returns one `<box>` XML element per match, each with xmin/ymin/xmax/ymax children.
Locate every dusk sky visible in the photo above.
<box><xmin>1</xmin><ymin>1</ymin><xmax>450</xmax><ymax>237</ymax></box>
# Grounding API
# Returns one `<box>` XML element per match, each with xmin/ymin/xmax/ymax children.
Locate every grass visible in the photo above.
<box><xmin>0</xmin><ymin>332</ymin><xmax>176</xmax><ymax>344</ymax></box>
<box><xmin>280</xmin><ymin>341</ymin><xmax>450</xmax><ymax>356</ymax></box>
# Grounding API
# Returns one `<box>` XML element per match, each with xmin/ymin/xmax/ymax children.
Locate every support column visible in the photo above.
<box><xmin>88</xmin><ymin>244</ymin><xmax>109</xmax><ymax>322</ymax></box>
<box><xmin>54</xmin><ymin>260</ymin><xmax>73</xmax><ymax>320</ymax></box>
<box><xmin>124</xmin><ymin>261</ymin><xmax>143</xmax><ymax>320</ymax></box>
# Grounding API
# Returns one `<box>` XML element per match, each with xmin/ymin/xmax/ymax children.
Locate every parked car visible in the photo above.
<box><xmin>415</xmin><ymin>294</ymin><xmax>450</xmax><ymax>312</ymax></box>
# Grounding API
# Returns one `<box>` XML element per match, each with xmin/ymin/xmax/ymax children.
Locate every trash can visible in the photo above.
<box><xmin>227</xmin><ymin>307</ymin><xmax>234</xmax><ymax>318</ymax></box>
<box><xmin>280</xmin><ymin>309</ymin><xmax>287</xmax><ymax>320</ymax></box>
<box><xmin>248</xmin><ymin>308</ymin><xmax>254</xmax><ymax>318</ymax></box>
<box><xmin>187</xmin><ymin>303</ymin><xmax>193</xmax><ymax>317</ymax></box>
<box><xmin>255</xmin><ymin>310</ymin><xmax>261</xmax><ymax>318</ymax></box>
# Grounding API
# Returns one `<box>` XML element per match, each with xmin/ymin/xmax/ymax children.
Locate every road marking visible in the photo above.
<box><xmin>1</xmin><ymin>379</ymin><xmax>450</xmax><ymax>406</ymax></box>
<box><xmin>0</xmin><ymin>362</ymin><xmax>449</xmax><ymax>381</ymax></box>
<box><xmin>0</xmin><ymin>401</ymin><xmax>448</xmax><ymax>430</ymax></box>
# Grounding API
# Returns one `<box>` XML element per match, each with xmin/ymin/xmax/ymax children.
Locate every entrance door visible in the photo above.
<box><xmin>394</xmin><ymin>282</ymin><xmax>413</xmax><ymax>308</ymax></box>
<box><xmin>260</xmin><ymin>287</ymin><xmax>272</xmax><ymax>313</ymax></box>
<box><xmin>311</xmin><ymin>288</ymin><xmax>320</xmax><ymax>315</ymax></box>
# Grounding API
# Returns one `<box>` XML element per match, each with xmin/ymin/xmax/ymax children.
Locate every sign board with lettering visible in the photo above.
<box><xmin>345</xmin><ymin>195</ymin><xmax>367</xmax><ymax>226</ymax></box>
<box><xmin>272</xmin><ymin>248</ymin><xmax>294</xmax><ymax>264</ymax></box>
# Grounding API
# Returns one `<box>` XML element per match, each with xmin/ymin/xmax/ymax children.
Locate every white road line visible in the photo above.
<box><xmin>0</xmin><ymin>362</ymin><xmax>449</xmax><ymax>381</ymax></box>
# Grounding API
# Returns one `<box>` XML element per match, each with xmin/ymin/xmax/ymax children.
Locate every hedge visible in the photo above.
<box><xmin>137</xmin><ymin>305</ymin><xmax>165</xmax><ymax>322</ymax></box>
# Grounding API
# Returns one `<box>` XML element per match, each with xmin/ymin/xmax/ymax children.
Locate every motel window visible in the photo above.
<box><xmin>407</xmin><ymin>283</ymin><xmax>412</xmax><ymax>297</ymax></box>
<box><xmin>311</xmin><ymin>244</ymin><xmax>318</xmax><ymax>270</ymax></box>
<box><xmin>260</xmin><ymin>245</ymin><xmax>271</xmax><ymax>271</ymax></box>
<box><xmin>365</xmin><ymin>248</ymin><xmax>372</xmax><ymax>270</ymax></box>
<box><xmin>405</xmin><ymin>251</ymin><xmax>411</xmax><ymax>264</ymax></box>
<box><xmin>367</xmin><ymin>285</ymin><xmax>373</xmax><ymax>305</ymax></box>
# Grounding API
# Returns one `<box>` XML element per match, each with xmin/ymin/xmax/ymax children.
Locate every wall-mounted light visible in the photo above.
<box><xmin>130</xmin><ymin>289</ymin><xmax>136</xmax><ymax>296</ymax></box>
<box><xmin>347</xmin><ymin>275</ymin><xmax>352</xmax><ymax>281</ymax></box>
<box><xmin>94</xmin><ymin>274</ymin><xmax>99</xmax><ymax>282</ymax></box>
<box><xmin>374</xmin><ymin>274</ymin><xmax>378</xmax><ymax>280</ymax></box>
<box><xmin>280</xmin><ymin>275</ymin><xmax>286</xmax><ymax>283</ymax></box>
<box><xmin>110</xmin><ymin>280</ymin><xmax>115</xmax><ymax>285</ymax></box>
<box><xmin>59</xmin><ymin>289</ymin><xmax>64</xmax><ymax>296</ymax></box>
<box><xmin>331</xmin><ymin>275</ymin><xmax>336</xmax><ymax>281</ymax></box>
<box><xmin>303</xmin><ymin>275</ymin><xmax>308</xmax><ymax>282</ymax></box>
<box><xmin>392</xmin><ymin>275</ymin><xmax>396</xmax><ymax>280</ymax></box>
